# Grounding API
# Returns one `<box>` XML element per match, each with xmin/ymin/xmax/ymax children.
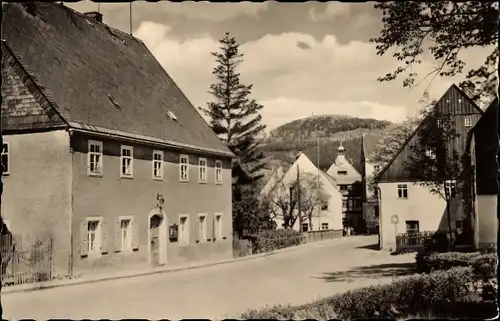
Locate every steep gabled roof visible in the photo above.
<box><xmin>375</xmin><ymin>84</ymin><xmax>483</xmax><ymax>183</ymax></box>
<box><xmin>1</xmin><ymin>2</ymin><xmax>233</xmax><ymax>157</ymax></box>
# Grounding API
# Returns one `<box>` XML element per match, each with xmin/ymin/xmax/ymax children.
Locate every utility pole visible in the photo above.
<box><xmin>297</xmin><ymin>164</ymin><xmax>302</xmax><ymax>232</ymax></box>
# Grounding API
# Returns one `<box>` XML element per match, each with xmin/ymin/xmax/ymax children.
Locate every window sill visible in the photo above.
<box><xmin>2</xmin><ymin>173</ymin><xmax>10</xmax><ymax>176</ymax></box>
<box><xmin>120</xmin><ymin>175</ymin><xmax>134</xmax><ymax>179</ymax></box>
<box><xmin>180</xmin><ymin>179</ymin><xmax>189</xmax><ymax>183</ymax></box>
<box><xmin>199</xmin><ymin>180</ymin><xmax>207</xmax><ymax>184</ymax></box>
<box><xmin>215</xmin><ymin>181</ymin><xmax>223</xmax><ymax>185</ymax></box>
<box><xmin>153</xmin><ymin>177</ymin><xmax>163</xmax><ymax>181</ymax></box>
<box><xmin>88</xmin><ymin>172</ymin><xmax>103</xmax><ymax>178</ymax></box>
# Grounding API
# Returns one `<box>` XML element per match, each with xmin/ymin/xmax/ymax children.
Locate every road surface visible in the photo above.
<box><xmin>2</xmin><ymin>235</ymin><xmax>415</xmax><ymax>320</ymax></box>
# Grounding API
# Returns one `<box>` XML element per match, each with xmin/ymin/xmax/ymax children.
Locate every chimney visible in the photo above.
<box><xmin>84</xmin><ymin>11</ymin><xmax>103</xmax><ymax>23</ymax></box>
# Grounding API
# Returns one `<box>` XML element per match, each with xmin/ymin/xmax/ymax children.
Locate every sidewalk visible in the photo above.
<box><xmin>2</xmin><ymin>237</ymin><xmax>345</xmax><ymax>295</ymax></box>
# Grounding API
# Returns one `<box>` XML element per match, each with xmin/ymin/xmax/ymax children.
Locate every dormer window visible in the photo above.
<box><xmin>337</xmin><ymin>170</ymin><xmax>347</xmax><ymax>175</ymax></box>
<box><xmin>167</xmin><ymin>110</ymin><xmax>178</xmax><ymax>121</ymax></box>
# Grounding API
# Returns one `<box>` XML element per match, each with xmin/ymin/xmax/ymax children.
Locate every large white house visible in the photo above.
<box><xmin>375</xmin><ymin>84</ymin><xmax>484</xmax><ymax>252</ymax></box>
<box><xmin>261</xmin><ymin>153</ymin><xmax>343</xmax><ymax>232</ymax></box>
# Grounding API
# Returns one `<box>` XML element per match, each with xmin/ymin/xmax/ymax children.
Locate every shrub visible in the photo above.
<box><xmin>415</xmin><ymin>251</ymin><xmax>496</xmax><ymax>274</ymax></box>
<box><xmin>422</xmin><ymin>231</ymin><xmax>449</xmax><ymax>253</ymax></box>
<box><xmin>250</xmin><ymin>229</ymin><xmax>305</xmax><ymax>254</ymax></box>
<box><xmin>242</xmin><ymin>267</ymin><xmax>486</xmax><ymax>320</ymax></box>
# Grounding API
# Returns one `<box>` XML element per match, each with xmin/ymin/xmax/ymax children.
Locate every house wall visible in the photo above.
<box><xmin>69</xmin><ymin>133</ymin><xmax>233</xmax><ymax>275</ymax></box>
<box><xmin>1</xmin><ymin>130</ymin><xmax>73</xmax><ymax>276</ymax></box>
<box><xmin>475</xmin><ymin>195</ymin><xmax>497</xmax><ymax>249</ymax></box>
<box><xmin>272</xmin><ymin>154</ymin><xmax>343</xmax><ymax>232</ymax></box>
<box><xmin>378</xmin><ymin>182</ymin><xmax>465</xmax><ymax>251</ymax></box>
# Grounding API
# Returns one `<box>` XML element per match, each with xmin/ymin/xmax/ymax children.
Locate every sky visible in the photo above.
<box><xmin>67</xmin><ymin>1</ymin><xmax>490</xmax><ymax>131</ymax></box>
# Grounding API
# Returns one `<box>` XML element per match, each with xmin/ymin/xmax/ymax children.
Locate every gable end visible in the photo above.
<box><xmin>1</xmin><ymin>43</ymin><xmax>67</xmax><ymax>132</ymax></box>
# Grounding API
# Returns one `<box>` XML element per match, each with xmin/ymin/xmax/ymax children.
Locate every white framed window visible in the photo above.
<box><xmin>1</xmin><ymin>142</ymin><xmax>9</xmax><ymax>175</ymax></box>
<box><xmin>301</xmin><ymin>223</ymin><xmax>309</xmax><ymax>232</ymax></box>
<box><xmin>199</xmin><ymin>158</ymin><xmax>207</xmax><ymax>183</ymax></box>
<box><xmin>215</xmin><ymin>160</ymin><xmax>223</xmax><ymax>184</ymax></box>
<box><xmin>119</xmin><ymin>216</ymin><xmax>133</xmax><ymax>251</ymax></box>
<box><xmin>120</xmin><ymin>145</ymin><xmax>133</xmax><ymax>178</ymax></box>
<box><xmin>445</xmin><ymin>180</ymin><xmax>457</xmax><ymax>197</ymax></box>
<box><xmin>197</xmin><ymin>214</ymin><xmax>207</xmax><ymax>242</ymax></box>
<box><xmin>152</xmin><ymin>150</ymin><xmax>163</xmax><ymax>180</ymax></box>
<box><xmin>86</xmin><ymin>217</ymin><xmax>102</xmax><ymax>255</ymax></box>
<box><xmin>180</xmin><ymin>155</ymin><xmax>189</xmax><ymax>182</ymax></box>
<box><xmin>178</xmin><ymin>215</ymin><xmax>189</xmax><ymax>245</ymax></box>
<box><xmin>425</xmin><ymin>148</ymin><xmax>436</xmax><ymax>160</ymax></box>
<box><xmin>214</xmin><ymin>214</ymin><xmax>223</xmax><ymax>240</ymax></box>
<box><xmin>464</xmin><ymin>116</ymin><xmax>472</xmax><ymax>127</ymax></box>
<box><xmin>321</xmin><ymin>223</ymin><xmax>329</xmax><ymax>230</ymax></box>
<box><xmin>88</xmin><ymin>140</ymin><xmax>103</xmax><ymax>176</ymax></box>
<box><xmin>437</xmin><ymin>119</ymin><xmax>443</xmax><ymax>128</ymax></box>
<box><xmin>397</xmin><ymin>184</ymin><xmax>408</xmax><ymax>199</ymax></box>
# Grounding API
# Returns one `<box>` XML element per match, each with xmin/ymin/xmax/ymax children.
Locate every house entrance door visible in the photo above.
<box><xmin>150</xmin><ymin>214</ymin><xmax>162</xmax><ymax>266</ymax></box>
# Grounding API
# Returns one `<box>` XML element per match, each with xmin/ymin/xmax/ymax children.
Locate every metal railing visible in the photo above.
<box><xmin>1</xmin><ymin>231</ymin><xmax>54</xmax><ymax>286</ymax></box>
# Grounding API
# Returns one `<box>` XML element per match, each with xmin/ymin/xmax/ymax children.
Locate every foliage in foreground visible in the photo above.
<box><xmin>372</xmin><ymin>2</ymin><xmax>498</xmax><ymax>105</ymax></box>
<box><xmin>242</xmin><ymin>265</ymin><xmax>497</xmax><ymax>320</ymax></box>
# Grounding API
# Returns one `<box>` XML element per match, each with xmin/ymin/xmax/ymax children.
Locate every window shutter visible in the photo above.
<box><xmin>131</xmin><ymin>217</ymin><xmax>139</xmax><ymax>250</ymax></box>
<box><xmin>101</xmin><ymin>221</ymin><xmax>108</xmax><ymax>254</ymax></box>
<box><xmin>80</xmin><ymin>221</ymin><xmax>88</xmax><ymax>257</ymax></box>
<box><xmin>114</xmin><ymin>219</ymin><xmax>121</xmax><ymax>252</ymax></box>
<box><xmin>212</xmin><ymin>216</ymin><xmax>216</xmax><ymax>241</ymax></box>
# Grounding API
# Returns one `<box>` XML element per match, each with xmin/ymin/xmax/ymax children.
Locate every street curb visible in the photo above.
<box><xmin>1</xmin><ymin>237</ymin><xmax>345</xmax><ymax>295</ymax></box>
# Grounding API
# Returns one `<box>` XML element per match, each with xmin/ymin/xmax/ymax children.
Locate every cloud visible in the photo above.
<box><xmin>67</xmin><ymin>1</ymin><xmax>269</xmax><ymax>23</ymax></box>
<box><xmin>157</xmin><ymin>2</ymin><xmax>270</xmax><ymax>22</ymax></box>
<box><xmin>134</xmin><ymin>21</ymin><xmax>492</xmax><ymax>131</ymax></box>
<box><xmin>309</xmin><ymin>3</ymin><xmax>352</xmax><ymax>22</ymax></box>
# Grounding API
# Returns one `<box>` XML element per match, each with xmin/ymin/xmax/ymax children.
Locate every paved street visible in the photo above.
<box><xmin>2</xmin><ymin>235</ymin><xmax>415</xmax><ymax>320</ymax></box>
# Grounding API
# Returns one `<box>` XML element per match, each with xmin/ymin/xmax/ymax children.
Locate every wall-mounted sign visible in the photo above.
<box><xmin>391</xmin><ymin>214</ymin><xmax>399</xmax><ymax>224</ymax></box>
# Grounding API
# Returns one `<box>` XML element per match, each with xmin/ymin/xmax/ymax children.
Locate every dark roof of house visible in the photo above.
<box><xmin>374</xmin><ymin>84</ymin><xmax>484</xmax><ymax>182</ymax></box>
<box><xmin>466</xmin><ymin>97</ymin><xmax>498</xmax><ymax>195</ymax></box>
<box><xmin>1</xmin><ymin>2</ymin><xmax>233</xmax><ymax>157</ymax></box>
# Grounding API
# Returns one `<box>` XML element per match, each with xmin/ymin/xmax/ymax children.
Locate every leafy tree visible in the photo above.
<box><xmin>404</xmin><ymin>108</ymin><xmax>462</xmax><ymax>244</ymax></box>
<box><xmin>201</xmin><ymin>32</ymin><xmax>267</xmax><ymax>182</ymax></box>
<box><xmin>372</xmin><ymin>2</ymin><xmax>498</xmax><ymax>104</ymax></box>
<box><xmin>233</xmin><ymin>184</ymin><xmax>275</xmax><ymax>238</ymax></box>
<box><xmin>263</xmin><ymin>172</ymin><xmax>329</xmax><ymax>230</ymax></box>
<box><xmin>366</xmin><ymin>116</ymin><xmax>421</xmax><ymax>195</ymax></box>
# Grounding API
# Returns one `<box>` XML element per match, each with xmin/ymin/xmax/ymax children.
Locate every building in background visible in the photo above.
<box><xmin>327</xmin><ymin>143</ymin><xmax>364</xmax><ymax>233</ymax></box>
<box><xmin>1</xmin><ymin>2</ymin><xmax>234</xmax><ymax>278</ymax></box>
<box><xmin>260</xmin><ymin>153</ymin><xmax>343</xmax><ymax>232</ymax></box>
<box><xmin>375</xmin><ymin>84</ymin><xmax>484</xmax><ymax>252</ymax></box>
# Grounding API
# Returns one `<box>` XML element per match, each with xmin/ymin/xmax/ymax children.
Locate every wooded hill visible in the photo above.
<box><xmin>259</xmin><ymin>115</ymin><xmax>391</xmax><ymax>174</ymax></box>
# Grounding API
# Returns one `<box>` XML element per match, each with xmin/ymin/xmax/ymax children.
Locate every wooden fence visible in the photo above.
<box><xmin>305</xmin><ymin>229</ymin><xmax>343</xmax><ymax>243</ymax></box>
<box><xmin>1</xmin><ymin>231</ymin><xmax>54</xmax><ymax>286</ymax></box>
<box><xmin>395</xmin><ymin>231</ymin><xmax>435</xmax><ymax>254</ymax></box>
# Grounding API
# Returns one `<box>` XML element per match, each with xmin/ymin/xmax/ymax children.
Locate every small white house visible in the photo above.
<box><xmin>261</xmin><ymin>153</ymin><xmax>343</xmax><ymax>232</ymax></box>
<box><xmin>375</xmin><ymin>84</ymin><xmax>484</xmax><ymax>252</ymax></box>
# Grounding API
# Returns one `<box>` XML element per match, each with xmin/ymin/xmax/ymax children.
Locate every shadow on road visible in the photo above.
<box><xmin>314</xmin><ymin>262</ymin><xmax>416</xmax><ymax>283</ymax></box>
<box><xmin>355</xmin><ymin>243</ymin><xmax>380</xmax><ymax>251</ymax></box>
